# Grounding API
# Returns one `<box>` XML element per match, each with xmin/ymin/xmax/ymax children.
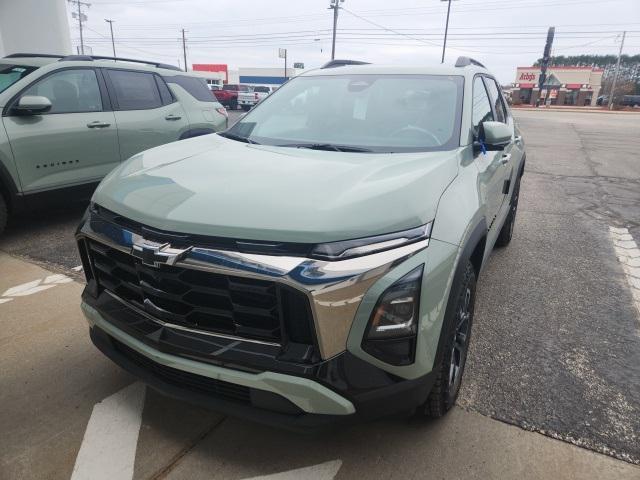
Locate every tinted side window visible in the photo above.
<box><xmin>254</xmin><ymin>86</ymin><xmax>270</xmax><ymax>93</ymax></box>
<box><xmin>155</xmin><ymin>76</ymin><xmax>175</xmax><ymax>105</ymax></box>
<box><xmin>106</xmin><ymin>70</ymin><xmax>162</xmax><ymax>110</ymax></box>
<box><xmin>484</xmin><ymin>77</ymin><xmax>507</xmax><ymax>123</ymax></box>
<box><xmin>165</xmin><ymin>75</ymin><xmax>215</xmax><ymax>102</ymax></box>
<box><xmin>21</xmin><ymin>69</ymin><xmax>102</xmax><ymax>114</ymax></box>
<box><xmin>222</xmin><ymin>85</ymin><xmax>238</xmax><ymax>91</ymax></box>
<box><xmin>472</xmin><ymin>76</ymin><xmax>493</xmax><ymax>135</ymax></box>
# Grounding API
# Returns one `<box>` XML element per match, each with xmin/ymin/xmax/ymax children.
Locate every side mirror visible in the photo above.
<box><xmin>14</xmin><ymin>95</ymin><xmax>52</xmax><ymax>115</ymax></box>
<box><xmin>476</xmin><ymin>121</ymin><xmax>512</xmax><ymax>151</ymax></box>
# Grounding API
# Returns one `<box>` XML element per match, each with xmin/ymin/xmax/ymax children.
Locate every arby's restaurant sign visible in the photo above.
<box><xmin>517</xmin><ymin>70</ymin><xmax>539</xmax><ymax>83</ymax></box>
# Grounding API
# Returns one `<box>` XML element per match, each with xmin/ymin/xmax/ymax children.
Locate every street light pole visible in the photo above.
<box><xmin>441</xmin><ymin>0</ymin><xmax>453</xmax><ymax>63</ymax></box>
<box><xmin>105</xmin><ymin>19</ymin><xmax>116</xmax><ymax>57</ymax></box>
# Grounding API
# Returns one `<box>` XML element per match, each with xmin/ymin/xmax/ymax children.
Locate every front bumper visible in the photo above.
<box><xmin>83</xmin><ymin>298</ymin><xmax>436</xmax><ymax>429</ymax></box>
<box><xmin>76</xmin><ymin>206</ymin><xmax>453</xmax><ymax>427</ymax></box>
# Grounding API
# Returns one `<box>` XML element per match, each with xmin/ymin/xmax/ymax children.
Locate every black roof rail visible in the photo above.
<box><xmin>321</xmin><ymin>59</ymin><xmax>370</xmax><ymax>69</ymax></box>
<box><xmin>58</xmin><ymin>54</ymin><xmax>182</xmax><ymax>71</ymax></box>
<box><xmin>455</xmin><ymin>56</ymin><xmax>486</xmax><ymax>69</ymax></box>
<box><xmin>3</xmin><ymin>53</ymin><xmax>65</xmax><ymax>59</ymax></box>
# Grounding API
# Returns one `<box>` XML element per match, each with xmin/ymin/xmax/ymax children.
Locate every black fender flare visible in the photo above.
<box><xmin>430</xmin><ymin>219</ymin><xmax>487</xmax><ymax>373</ymax></box>
<box><xmin>0</xmin><ymin>159</ymin><xmax>23</xmax><ymax>213</ymax></box>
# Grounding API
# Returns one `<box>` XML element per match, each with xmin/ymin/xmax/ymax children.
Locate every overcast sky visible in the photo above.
<box><xmin>69</xmin><ymin>0</ymin><xmax>640</xmax><ymax>83</ymax></box>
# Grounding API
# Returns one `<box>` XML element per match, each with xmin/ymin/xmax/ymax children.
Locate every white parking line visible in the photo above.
<box><xmin>72</xmin><ymin>265</ymin><xmax>84</xmax><ymax>272</ymax></box>
<box><xmin>71</xmin><ymin>382</ymin><xmax>146</xmax><ymax>480</ymax></box>
<box><xmin>244</xmin><ymin>460</ymin><xmax>342</xmax><ymax>480</ymax></box>
<box><xmin>72</xmin><ymin>380</ymin><xmax>342</xmax><ymax>480</ymax></box>
<box><xmin>0</xmin><ymin>274</ymin><xmax>74</xmax><ymax>305</ymax></box>
<box><xmin>609</xmin><ymin>226</ymin><xmax>640</xmax><ymax>317</ymax></box>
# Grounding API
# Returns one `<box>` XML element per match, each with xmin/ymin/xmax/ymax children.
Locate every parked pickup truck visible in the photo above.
<box><xmin>213</xmin><ymin>84</ymin><xmax>252</xmax><ymax>110</ymax></box>
<box><xmin>238</xmin><ymin>85</ymin><xmax>272</xmax><ymax>111</ymax></box>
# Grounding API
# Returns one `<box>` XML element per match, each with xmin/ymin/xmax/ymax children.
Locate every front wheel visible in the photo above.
<box><xmin>421</xmin><ymin>261</ymin><xmax>476</xmax><ymax>417</ymax></box>
<box><xmin>241</xmin><ymin>105</ymin><xmax>251</xmax><ymax>111</ymax></box>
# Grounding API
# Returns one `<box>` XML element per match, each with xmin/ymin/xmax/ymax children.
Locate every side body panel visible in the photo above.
<box><xmin>112</xmin><ymin>103</ymin><xmax>189</xmax><ymax>162</ymax></box>
<box><xmin>0</xmin><ymin>118</ymin><xmax>22</xmax><ymax>207</ymax></box>
<box><xmin>168</xmin><ymin>84</ymin><xmax>227</xmax><ymax>134</ymax></box>
<box><xmin>3</xmin><ymin>110</ymin><xmax>119</xmax><ymax>192</ymax></box>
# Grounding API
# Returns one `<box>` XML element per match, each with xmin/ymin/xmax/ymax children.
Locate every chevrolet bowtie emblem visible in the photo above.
<box><xmin>131</xmin><ymin>237</ymin><xmax>191</xmax><ymax>268</ymax></box>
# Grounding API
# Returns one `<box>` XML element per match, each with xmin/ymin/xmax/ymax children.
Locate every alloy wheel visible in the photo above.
<box><xmin>448</xmin><ymin>286</ymin><xmax>472</xmax><ymax>398</ymax></box>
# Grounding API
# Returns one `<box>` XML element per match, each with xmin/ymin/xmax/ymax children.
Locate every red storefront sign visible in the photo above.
<box><xmin>518</xmin><ymin>72</ymin><xmax>537</xmax><ymax>81</ymax></box>
<box><xmin>192</xmin><ymin>64</ymin><xmax>228</xmax><ymax>82</ymax></box>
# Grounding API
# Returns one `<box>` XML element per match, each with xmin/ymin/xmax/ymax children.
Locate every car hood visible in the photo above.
<box><xmin>93</xmin><ymin>134</ymin><xmax>460</xmax><ymax>243</ymax></box>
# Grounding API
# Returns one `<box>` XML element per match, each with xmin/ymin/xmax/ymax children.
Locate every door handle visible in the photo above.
<box><xmin>86</xmin><ymin>121</ymin><xmax>111</xmax><ymax>128</ymax></box>
<box><xmin>165</xmin><ymin>114</ymin><xmax>182</xmax><ymax>121</ymax></box>
<box><xmin>500</xmin><ymin>153</ymin><xmax>511</xmax><ymax>165</ymax></box>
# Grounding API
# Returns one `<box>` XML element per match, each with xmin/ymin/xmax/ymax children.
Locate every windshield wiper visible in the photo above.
<box><xmin>218</xmin><ymin>132</ymin><xmax>260</xmax><ymax>144</ymax></box>
<box><xmin>278</xmin><ymin>143</ymin><xmax>373</xmax><ymax>153</ymax></box>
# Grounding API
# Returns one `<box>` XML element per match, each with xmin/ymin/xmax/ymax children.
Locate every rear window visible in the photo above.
<box><xmin>0</xmin><ymin>64</ymin><xmax>39</xmax><ymax>93</ymax></box>
<box><xmin>106</xmin><ymin>70</ymin><xmax>162</xmax><ymax>110</ymax></box>
<box><xmin>166</xmin><ymin>75</ymin><xmax>216</xmax><ymax>102</ymax></box>
<box><xmin>222</xmin><ymin>84</ymin><xmax>238</xmax><ymax>91</ymax></box>
<box><xmin>254</xmin><ymin>86</ymin><xmax>270</xmax><ymax>93</ymax></box>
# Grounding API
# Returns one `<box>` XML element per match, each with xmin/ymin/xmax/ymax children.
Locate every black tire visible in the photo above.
<box><xmin>229</xmin><ymin>99</ymin><xmax>238</xmax><ymax>110</ymax></box>
<box><xmin>494</xmin><ymin>175</ymin><xmax>521</xmax><ymax>248</ymax></box>
<box><xmin>0</xmin><ymin>192</ymin><xmax>7</xmax><ymax>236</ymax></box>
<box><xmin>421</xmin><ymin>261</ymin><xmax>476</xmax><ymax>418</ymax></box>
<box><xmin>241</xmin><ymin>105</ymin><xmax>251</xmax><ymax>111</ymax></box>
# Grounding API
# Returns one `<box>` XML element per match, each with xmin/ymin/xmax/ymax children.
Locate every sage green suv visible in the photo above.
<box><xmin>77</xmin><ymin>57</ymin><xmax>525</xmax><ymax>428</ymax></box>
<box><xmin>0</xmin><ymin>53</ymin><xmax>228</xmax><ymax>234</ymax></box>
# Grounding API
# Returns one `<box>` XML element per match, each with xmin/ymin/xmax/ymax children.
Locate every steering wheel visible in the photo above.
<box><xmin>390</xmin><ymin>125</ymin><xmax>442</xmax><ymax>146</ymax></box>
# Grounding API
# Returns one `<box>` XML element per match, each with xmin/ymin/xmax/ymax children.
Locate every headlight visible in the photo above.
<box><xmin>310</xmin><ymin>223</ymin><xmax>432</xmax><ymax>261</ymax></box>
<box><xmin>362</xmin><ymin>265</ymin><xmax>424</xmax><ymax>366</ymax></box>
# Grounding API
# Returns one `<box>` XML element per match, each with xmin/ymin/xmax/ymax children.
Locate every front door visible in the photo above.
<box><xmin>103</xmin><ymin>69</ymin><xmax>189</xmax><ymax>161</ymax></box>
<box><xmin>471</xmin><ymin>76</ymin><xmax>506</xmax><ymax>232</ymax></box>
<box><xmin>3</xmin><ymin>68</ymin><xmax>119</xmax><ymax>193</ymax></box>
<box><xmin>483</xmin><ymin>76</ymin><xmax>522</xmax><ymax>221</ymax></box>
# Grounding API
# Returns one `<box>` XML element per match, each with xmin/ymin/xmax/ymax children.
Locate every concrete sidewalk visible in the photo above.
<box><xmin>1</xmin><ymin>252</ymin><xmax>640</xmax><ymax>480</ymax></box>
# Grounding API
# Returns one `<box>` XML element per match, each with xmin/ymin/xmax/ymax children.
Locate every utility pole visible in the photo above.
<box><xmin>181</xmin><ymin>29</ymin><xmax>188</xmax><ymax>72</ymax></box>
<box><xmin>329</xmin><ymin>0</ymin><xmax>343</xmax><ymax>60</ymax></box>
<box><xmin>608</xmin><ymin>31</ymin><xmax>626</xmax><ymax>110</ymax></box>
<box><xmin>537</xmin><ymin>26</ymin><xmax>555</xmax><ymax>107</ymax></box>
<box><xmin>440</xmin><ymin>0</ymin><xmax>454</xmax><ymax>63</ymax></box>
<box><xmin>69</xmin><ymin>0</ymin><xmax>91</xmax><ymax>55</ymax></box>
<box><xmin>284</xmin><ymin>49</ymin><xmax>288</xmax><ymax>81</ymax></box>
<box><xmin>105</xmin><ymin>19</ymin><xmax>116</xmax><ymax>57</ymax></box>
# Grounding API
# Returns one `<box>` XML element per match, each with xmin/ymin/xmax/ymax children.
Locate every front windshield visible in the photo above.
<box><xmin>227</xmin><ymin>74</ymin><xmax>464</xmax><ymax>153</ymax></box>
<box><xmin>0</xmin><ymin>64</ymin><xmax>39</xmax><ymax>94</ymax></box>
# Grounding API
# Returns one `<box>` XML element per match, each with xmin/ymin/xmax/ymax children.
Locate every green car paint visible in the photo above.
<box><xmin>77</xmin><ymin>61</ymin><xmax>526</xmax><ymax>423</ymax></box>
<box><xmin>0</xmin><ymin>55</ymin><xmax>227</xmax><ymax>231</ymax></box>
<box><xmin>92</xmin><ymin>133</ymin><xmax>460</xmax><ymax>243</ymax></box>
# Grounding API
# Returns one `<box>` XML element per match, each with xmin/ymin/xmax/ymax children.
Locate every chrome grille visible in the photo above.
<box><xmin>86</xmin><ymin>240</ymin><xmax>313</xmax><ymax>343</ymax></box>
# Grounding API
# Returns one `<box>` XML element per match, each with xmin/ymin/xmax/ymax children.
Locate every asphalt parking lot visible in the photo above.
<box><xmin>1</xmin><ymin>109</ymin><xmax>640</xmax><ymax>479</ymax></box>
